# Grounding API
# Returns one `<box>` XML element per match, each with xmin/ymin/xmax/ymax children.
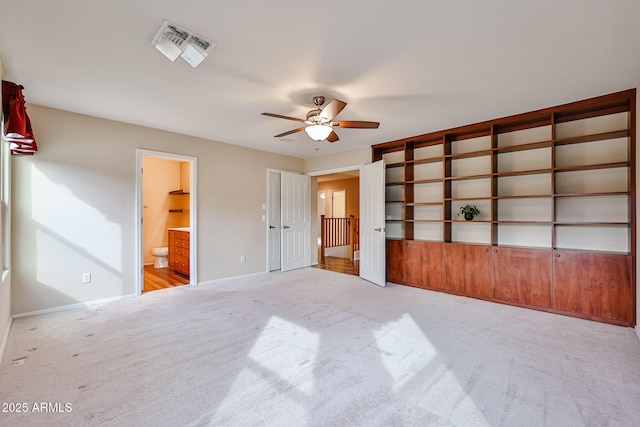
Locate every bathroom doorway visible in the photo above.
<box><xmin>136</xmin><ymin>150</ymin><xmax>197</xmax><ymax>295</ymax></box>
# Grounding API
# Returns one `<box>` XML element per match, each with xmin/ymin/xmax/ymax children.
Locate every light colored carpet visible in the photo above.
<box><xmin>1</xmin><ymin>267</ymin><xmax>639</xmax><ymax>426</ymax></box>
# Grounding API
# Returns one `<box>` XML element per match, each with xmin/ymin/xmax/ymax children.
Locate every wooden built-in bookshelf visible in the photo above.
<box><xmin>373</xmin><ymin>89</ymin><xmax>636</xmax><ymax>326</ymax></box>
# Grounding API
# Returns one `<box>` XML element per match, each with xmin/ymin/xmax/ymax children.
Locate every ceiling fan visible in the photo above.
<box><xmin>261</xmin><ymin>96</ymin><xmax>379</xmax><ymax>142</ymax></box>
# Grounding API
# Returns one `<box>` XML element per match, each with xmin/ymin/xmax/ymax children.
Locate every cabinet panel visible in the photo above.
<box><xmin>443</xmin><ymin>243</ymin><xmax>491</xmax><ymax>297</ymax></box>
<box><xmin>553</xmin><ymin>251</ymin><xmax>633</xmax><ymax>322</ymax></box>
<box><xmin>386</xmin><ymin>240</ymin><xmax>404</xmax><ymax>283</ymax></box>
<box><xmin>405</xmin><ymin>241</ymin><xmax>443</xmax><ymax>289</ymax></box>
<box><xmin>492</xmin><ymin>247</ymin><xmax>552</xmax><ymax>307</ymax></box>
<box><xmin>168</xmin><ymin>230</ymin><xmax>190</xmax><ymax>276</ymax></box>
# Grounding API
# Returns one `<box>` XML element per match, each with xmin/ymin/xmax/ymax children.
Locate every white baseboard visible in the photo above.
<box><xmin>0</xmin><ymin>316</ymin><xmax>12</xmax><ymax>363</ymax></box>
<box><xmin>198</xmin><ymin>271</ymin><xmax>270</xmax><ymax>287</ymax></box>
<box><xmin>13</xmin><ymin>294</ymin><xmax>137</xmax><ymax>319</ymax></box>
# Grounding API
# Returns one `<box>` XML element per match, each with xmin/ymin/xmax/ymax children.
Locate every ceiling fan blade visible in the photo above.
<box><xmin>334</xmin><ymin>120</ymin><xmax>380</xmax><ymax>129</ymax></box>
<box><xmin>326</xmin><ymin>131</ymin><xmax>339</xmax><ymax>143</ymax></box>
<box><xmin>320</xmin><ymin>99</ymin><xmax>347</xmax><ymax>121</ymax></box>
<box><xmin>262</xmin><ymin>112</ymin><xmax>306</xmax><ymax>123</ymax></box>
<box><xmin>274</xmin><ymin>127</ymin><xmax>305</xmax><ymax>138</ymax></box>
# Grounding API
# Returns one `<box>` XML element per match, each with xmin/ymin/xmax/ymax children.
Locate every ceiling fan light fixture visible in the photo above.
<box><xmin>305</xmin><ymin>124</ymin><xmax>333</xmax><ymax>141</ymax></box>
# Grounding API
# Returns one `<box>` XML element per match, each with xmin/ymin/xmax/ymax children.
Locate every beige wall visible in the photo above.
<box><xmin>0</xmin><ymin>54</ymin><xmax>11</xmax><ymax>358</ymax></box>
<box><xmin>304</xmin><ymin>146</ymin><xmax>370</xmax><ymax>174</ymax></box>
<box><xmin>11</xmin><ymin>105</ymin><xmax>303</xmax><ymax>314</ymax></box>
<box><xmin>142</xmin><ymin>157</ymin><xmax>189</xmax><ymax>264</ymax></box>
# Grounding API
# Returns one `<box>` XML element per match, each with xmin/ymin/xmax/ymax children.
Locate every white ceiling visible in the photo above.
<box><xmin>1</xmin><ymin>1</ymin><xmax>639</xmax><ymax>159</ymax></box>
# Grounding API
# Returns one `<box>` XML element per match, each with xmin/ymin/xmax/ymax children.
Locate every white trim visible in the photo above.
<box><xmin>0</xmin><ymin>315</ymin><xmax>12</xmax><ymax>362</ymax></box>
<box><xmin>306</xmin><ymin>164</ymin><xmax>365</xmax><ymax>177</ymax></box>
<box><xmin>635</xmin><ymin>326</ymin><xmax>640</xmax><ymax>345</ymax></box>
<box><xmin>136</xmin><ymin>149</ymin><xmax>198</xmax><ymax>295</ymax></box>
<box><xmin>198</xmin><ymin>271</ymin><xmax>269</xmax><ymax>288</ymax></box>
<box><xmin>12</xmin><ymin>294</ymin><xmax>137</xmax><ymax>319</ymax></box>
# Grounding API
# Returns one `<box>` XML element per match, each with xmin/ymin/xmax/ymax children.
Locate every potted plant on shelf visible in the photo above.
<box><xmin>458</xmin><ymin>204</ymin><xmax>480</xmax><ymax>221</ymax></box>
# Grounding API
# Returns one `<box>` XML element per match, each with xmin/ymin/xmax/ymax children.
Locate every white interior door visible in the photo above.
<box><xmin>281</xmin><ymin>171</ymin><xmax>311</xmax><ymax>271</ymax></box>
<box><xmin>330</xmin><ymin>190</ymin><xmax>346</xmax><ymax>217</ymax></box>
<box><xmin>268</xmin><ymin>171</ymin><xmax>281</xmax><ymax>271</ymax></box>
<box><xmin>359</xmin><ymin>160</ymin><xmax>386</xmax><ymax>287</ymax></box>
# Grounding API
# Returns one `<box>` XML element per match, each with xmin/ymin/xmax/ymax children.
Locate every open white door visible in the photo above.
<box><xmin>281</xmin><ymin>171</ymin><xmax>311</xmax><ymax>271</ymax></box>
<box><xmin>359</xmin><ymin>160</ymin><xmax>386</xmax><ymax>287</ymax></box>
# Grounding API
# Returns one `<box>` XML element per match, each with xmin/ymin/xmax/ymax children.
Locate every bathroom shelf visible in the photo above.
<box><xmin>169</xmin><ymin>209</ymin><xmax>185</xmax><ymax>213</ymax></box>
<box><xmin>169</xmin><ymin>189</ymin><xmax>190</xmax><ymax>195</ymax></box>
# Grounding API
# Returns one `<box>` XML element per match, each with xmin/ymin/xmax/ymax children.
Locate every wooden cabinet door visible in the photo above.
<box><xmin>492</xmin><ymin>247</ymin><xmax>552</xmax><ymax>307</ymax></box>
<box><xmin>553</xmin><ymin>251</ymin><xmax>633</xmax><ymax>323</ymax></box>
<box><xmin>386</xmin><ymin>240</ymin><xmax>404</xmax><ymax>283</ymax></box>
<box><xmin>405</xmin><ymin>241</ymin><xmax>443</xmax><ymax>289</ymax></box>
<box><xmin>443</xmin><ymin>243</ymin><xmax>491</xmax><ymax>297</ymax></box>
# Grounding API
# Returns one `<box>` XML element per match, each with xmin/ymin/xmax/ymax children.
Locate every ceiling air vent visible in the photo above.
<box><xmin>151</xmin><ymin>20</ymin><xmax>215</xmax><ymax>68</ymax></box>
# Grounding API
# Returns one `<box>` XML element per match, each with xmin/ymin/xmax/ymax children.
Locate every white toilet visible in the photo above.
<box><xmin>151</xmin><ymin>247</ymin><xmax>169</xmax><ymax>268</ymax></box>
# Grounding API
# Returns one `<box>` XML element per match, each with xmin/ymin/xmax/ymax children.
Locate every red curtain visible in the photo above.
<box><xmin>2</xmin><ymin>80</ymin><xmax>37</xmax><ymax>154</ymax></box>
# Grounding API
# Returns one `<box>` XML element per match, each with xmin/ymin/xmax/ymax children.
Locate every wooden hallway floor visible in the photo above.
<box><xmin>313</xmin><ymin>256</ymin><xmax>359</xmax><ymax>276</ymax></box>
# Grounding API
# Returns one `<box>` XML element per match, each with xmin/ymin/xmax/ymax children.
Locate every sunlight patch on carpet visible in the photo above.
<box><xmin>374</xmin><ymin>313</ymin><xmax>437</xmax><ymax>392</ymax></box>
<box><xmin>248</xmin><ymin>316</ymin><xmax>319</xmax><ymax>395</ymax></box>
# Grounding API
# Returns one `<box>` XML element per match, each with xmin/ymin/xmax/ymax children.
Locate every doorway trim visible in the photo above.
<box><xmin>135</xmin><ymin>149</ymin><xmax>198</xmax><ymax>295</ymax></box>
<box><xmin>306</xmin><ymin>164</ymin><xmax>365</xmax><ymax>177</ymax></box>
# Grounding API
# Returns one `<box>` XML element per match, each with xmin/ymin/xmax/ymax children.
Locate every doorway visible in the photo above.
<box><xmin>267</xmin><ymin>163</ymin><xmax>385</xmax><ymax>285</ymax></box>
<box><xmin>136</xmin><ymin>150</ymin><xmax>197</xmax><ymax>295</ymax></box>
<box><xmin>315</xmin><ymin>171</ymin><xmax>360</xmax><ymax>276</ymax></box>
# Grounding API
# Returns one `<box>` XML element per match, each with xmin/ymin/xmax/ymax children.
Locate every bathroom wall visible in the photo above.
<box><xmin>142</xmin><ymin>157</ymin><xmax>189</xmax><ymax>265</ymax></box>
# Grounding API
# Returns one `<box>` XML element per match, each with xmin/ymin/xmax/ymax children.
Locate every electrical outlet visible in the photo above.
<box><xmin>82</xmin><ymin>273</ymin><xmax>91</xmax><ymax>284</ymax></box>
<box><xmin>240</xmin><ymin>255</ymin><xmax>246</xmax><ymax>263</ymax></box>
